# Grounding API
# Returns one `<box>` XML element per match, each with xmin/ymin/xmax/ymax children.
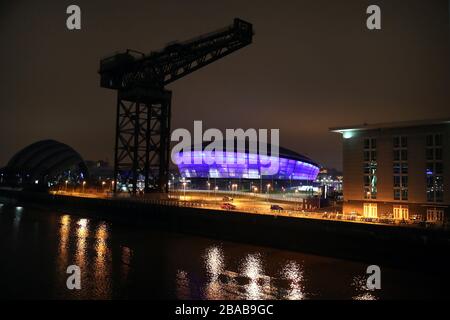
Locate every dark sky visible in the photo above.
<box><xmin>1</xmin><ymin>0</ymin><xmax>449</xmax><ymax>170</ymax></box>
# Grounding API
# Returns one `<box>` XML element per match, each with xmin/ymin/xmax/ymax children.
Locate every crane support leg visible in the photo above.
<box><xmin>113</xmin><ymin>88</ymin><xmax>171</xmax><ymax>195</ymax></box>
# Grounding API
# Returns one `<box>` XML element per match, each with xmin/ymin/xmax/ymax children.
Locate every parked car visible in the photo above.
<box><xmin>221</xmin><ymin>203</ymin><xmax>236</xmax><ymax>210</ymax></box>
<box><xmin>222</xmin><ymin>196</ymin><xmax>234</xmax><ymax>202</ymax></box>
<box><xmin>270</xmin><ymin>205</ymin><xmax>284</xmax><ymax>211</ymax></box>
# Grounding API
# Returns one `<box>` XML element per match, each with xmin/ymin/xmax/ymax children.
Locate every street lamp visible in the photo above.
<box><xmin>183</xmin><ymin>182</ymin><xmax>187</xmax><ymax>200</ymax></box>
<box><xmin>82</xmin><ymin>181</ymin><xmax>86</xmax><ymax>193</ymax></box>
<box><xmin>102</xmin><ymin>181</ymin><xmax>106</xmax><ymax>193</ymax></box>
<box><xmin>207</xmin><ymin>182</ymin><xmax>211</xmax><ymax>198</ymax></box>
<box><xmin>266</xmin><ymin>183</ymin><xmax>271</xmax><ymax>201</ymax></box>
<box><xmin>65</xmin><ymin>180</ymin><xmax>68</xmax><ymax>192</ymax></box>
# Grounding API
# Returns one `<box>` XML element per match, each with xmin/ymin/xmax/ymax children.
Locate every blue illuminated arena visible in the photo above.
<box><xmin>174</xmin><ymin>143</ymin><xmax>320</xmax><ymax>181</ymax></box>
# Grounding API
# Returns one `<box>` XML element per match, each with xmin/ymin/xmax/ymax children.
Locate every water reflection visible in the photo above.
<box><xmin>56</xmin><ymin>215</ymin><xmax>113</xmax><ymax>299</ymax></box>
<box><xmin>176</xmin><ymin>270</ymin><xmax>191</xmax><ymax>299</ymax></box>
<box><xmin>13</xmin><ymin>207</ymin><xmax>23</xmax><ymax>228</ymax></box>
<box><xmin>75</xmin><ymin>218</ymin><xmax>89</xmax><ymax>269</ymax></box>
<box><xmin>241</xmin><ymin>253</ymin><xmax>268</xmax><ymax>300</ymax></box>
<box><xmin>121</xmin><ymin>246</ymin><xmax>132</xmax><ymax>283</ymax></box>
<box><xmin>194</xmin><ymin>246</ymin><xmax>309</xmax><ymax>300</ymax></box>
<box><xmin>94</xmin><ymin>222</ymin><xmax>111</xmax><ymax>298</ymax></box>
<box><xmin>2</xmin><ymin>207</ymin><xmax>439</xmax><ymax>299</ymax></box>
<box><xmin>204</xmin><ymin>246</ymin><xmax>225</xmax><ymax>299</ymax></box>
<box><xmin>281</xmin><ymin>261</ymin><xmax>305</xmax><ymax>300</ymax></box>
<box><xmin>58</xmin><ymin>215</ymin><xmax>71</xmax><ymax>270</ymax></box>
<box><xmin>12</xmin><ymin>207</ymin><xmax>23</xmax><ymax>243</ymax></box>
<box><xmin>351</xmin><ymin>275</ymin><xmax>377</xmax><ymax>300</ymax></box>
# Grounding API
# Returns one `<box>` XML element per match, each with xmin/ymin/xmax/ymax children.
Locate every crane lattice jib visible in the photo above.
<box><xmin>99</xmin><ymin>18</ymin><xmax>253</xmax><ymax>90</ymax></box>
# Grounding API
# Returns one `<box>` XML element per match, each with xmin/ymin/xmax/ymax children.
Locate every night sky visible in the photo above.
<box><xmin>1</xmin><ymin>0</ymin><xmax>449</xmax><ymax>170</ymax></box>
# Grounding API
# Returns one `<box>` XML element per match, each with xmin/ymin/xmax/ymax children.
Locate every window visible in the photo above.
<box><xmin>363</xmin><ymin>138</ymin><xmax>377</xmax><ymax>200</ymax></box>
<box><xmin>393</xmin><ymin>137</ymin><xmax>400</xmax><ymax>148</ymax></box>
<box><xmin>364</xmin><ymin>203</ymin><xmax>378</xmax><ymax>218</ymax></box>
<box><xmin>401</xmin><ymin>150</ymin><xmax>408</xmax><ymax>161</ymax></box>
<box><xmin>401</xmin><ymin>176</ymin><xmax>408</xmax><ymax>188</ymax></box>
<box><xmin>426</xmin><ymin>134</ymin><xmax>444</xmax><ymax>203</ymax></box>
<box><xmin>427</xmin><ymin>208</ymin><xmax>444</xmax><ymax>223</ymax></box>
<box><xmin>435</xmin><ymin>148</ymin><xmax>443</xmax><ymax>160</ymax></box>
<box><xmin>393</xmin><ymin>136</ymin><xmax>408</xmax><ymax>201</ymax></box>
<box><xmin>394</xmin><ymin>176</ymin><xmax>401</xmax><ymax>188</ymax></box>
<box><xmin>426</xmin><ymin>148</ymin><xmax>434</xmax><ymax>160</ymax></box>
<box><xmin>401</xmin><ymin>163</ymin><xmax>408</xmax><ymax>174</ymax></box>
<box><xmin>401</xmin><ymin>136</ymin><xmax>408</xmax><ymax>148</ymax></box>
<box><xmin>426</xmin><ymin>135</ymin><xmax>434</xmax><ymax>147</ymax></box>
<box><xmin>393</xmin><ymin>205</ymin><xmax>409</xmax><ymax>220</ymax></box>
<box><xmin>435</xmin><ymin>134</ymin><xmax>442</xmax><ymax>146</ymax></box>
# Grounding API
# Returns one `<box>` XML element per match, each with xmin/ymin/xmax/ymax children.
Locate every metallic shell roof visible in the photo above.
<box><xmin>2</xmin><ymin>140</ymin><xmax>88</xmax><ymax>180</ymax></box>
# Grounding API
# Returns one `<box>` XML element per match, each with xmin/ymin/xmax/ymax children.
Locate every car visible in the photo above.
<box><xmin>222</xmin><ymin>196</ymin><xmax>234</xmax><ymax>202</ymax></box>
<box><xmin>270</xmin><ymin>205</ymin><xmax>284</xmax><ymax>211</ymax></box>
<box><xmin>221</xmin><ymin>203</ymin><xmax>236</xmax><ymax>210</ymax></box>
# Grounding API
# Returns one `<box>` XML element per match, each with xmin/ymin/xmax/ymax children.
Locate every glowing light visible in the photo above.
<box><xmin>342</xmin><ymin>131</ymin><xmax>354</xmax><ymax>139</ymax></box>
<box><xmin>175</xmin><ymin>151</ymin><xmax>319</xmax><ymax>181</ymax></box>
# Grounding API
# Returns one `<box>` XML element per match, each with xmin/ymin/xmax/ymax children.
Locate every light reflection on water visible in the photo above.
<box><xmin>179</xmin><ymin>247</ymin><xmax>307</xmax><ymax>300</ymax></box>
<box><xmin>1</xmin><ymin>206</ymin><xmax>448</xmax><ymax>300</ymax></box>
<box><xmin>281</xmin><ymin>261</ymin><xmax>305</xmax><ymax>300</ymax></box>
<box><xmin>351</xmin><ymin>275</ymin><xmax>377</xmax><ymax>301</ymax></box>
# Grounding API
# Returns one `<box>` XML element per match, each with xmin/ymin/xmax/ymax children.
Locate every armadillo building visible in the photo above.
<box><xmin>0</xmin><ymin>140</ymin><xmax>88</xmax><ymax>189</ymax></box>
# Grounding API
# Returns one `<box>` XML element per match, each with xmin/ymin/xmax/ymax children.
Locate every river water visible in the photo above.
<box><xmin>0</xmin><ymin>203</ymin><xmax>447</xmax><ymax>300</ymax></box>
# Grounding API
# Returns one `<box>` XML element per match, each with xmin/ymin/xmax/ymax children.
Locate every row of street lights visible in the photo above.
<box><xmin>63</xmin><ymin>180</ymin><xmax>112</xmax><ymax>193</ymax></box>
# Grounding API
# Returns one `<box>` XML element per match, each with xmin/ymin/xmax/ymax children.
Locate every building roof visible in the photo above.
<box><xmin>193</xmin><ymin>140</ymin><xmax>319</xmax><ymax>167</ymax></box>
<box><xmin>1</xmin><ymin>140</ymin><xmax>88</xmax><ymax>181</ymax></box>
<box><xmin>330</xmin><ymin>118</ymin><xmax>450</xmax><ymax>133</ymax></box>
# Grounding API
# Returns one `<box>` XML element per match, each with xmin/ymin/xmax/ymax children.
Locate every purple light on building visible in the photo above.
<box><xmin>174</xmin><ymin>151</ymin><xmax>320</xmax><ymax>180</ymax></box>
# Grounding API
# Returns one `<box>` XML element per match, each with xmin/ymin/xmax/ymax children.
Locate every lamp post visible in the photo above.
<box><xmin>82</xmin><ymin>181</ymin><xmax>86</xmax><ymax>193</ymax></box>
<box><xmin>65</xmin><ymin>180</ymin><xmax>68</xmax><ymax>192</ymax></box>
<box><xmin>183</xmin><ymin>182</ymin><xmax>187</xmax><ymax>200</ymax></box>
<box><xmin>266</xmin><ymin>183</ymin><xmax>271</xmax><ymax>202</ymax></box>
<box><xmin>207</xmin><ymin>182</ymin><xmax>211</xmax><ymax>199</ymax></box>
<box><xmin>253</xmin><ymin>186</ymin><xmax>258</xmax><ymax>208</ymax></box>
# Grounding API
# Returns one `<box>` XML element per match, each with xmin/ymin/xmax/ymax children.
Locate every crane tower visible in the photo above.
<box><xmin>99</xmin><ymin>18</ymin><xmax>254</xmax><ymax>194</ymax></box>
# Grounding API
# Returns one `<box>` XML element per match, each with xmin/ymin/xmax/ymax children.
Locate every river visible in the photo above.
<box><xmin>0</xmin><ymin>203</ymin><xmax>447</xmax><ymax>300</ymax></box>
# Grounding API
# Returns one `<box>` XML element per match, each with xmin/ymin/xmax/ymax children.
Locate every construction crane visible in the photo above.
<box><xmin>99</xmin><ymin>18</ymin><xmax>254</xmax><ymax>194</ymax></box>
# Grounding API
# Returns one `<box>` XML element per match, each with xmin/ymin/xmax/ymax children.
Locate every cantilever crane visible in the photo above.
<box><xmin>99</xmin><ymin>18</ymin><xmax>253</xmax><ymax>194</ymax></box>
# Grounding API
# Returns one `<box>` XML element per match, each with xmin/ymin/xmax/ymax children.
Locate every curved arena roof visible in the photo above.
<box><xmin>1</xmin><ymin>140</ymin><xmax>88</xmax><ymax>183</ymax></box>
<box><xmin>174</xmin><ymin>141</ymin><xmax>320</xmax><ymax>180</ymax></box>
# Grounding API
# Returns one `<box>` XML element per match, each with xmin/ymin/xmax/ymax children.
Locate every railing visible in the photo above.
<box><xmin>48</xmin><ymin>190</ymin><xmax>448</xmax><ymax>230</ymax></box>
